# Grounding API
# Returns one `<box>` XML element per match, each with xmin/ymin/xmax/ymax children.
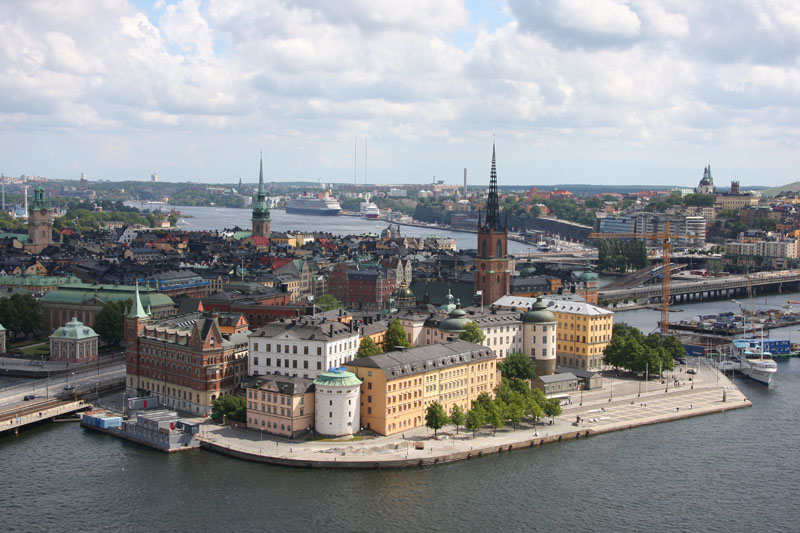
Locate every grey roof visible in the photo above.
<box><xmin>249</xmin><ymin>375</ymin><xmax>315</xmax><ymax>395</ymax></box>
<box><xmin>348</xmin><ymin>340</ymin><xmax>493</xmax><ymax>380</ymax></box>
<box><xmin>537</xmin><ymin>372</ymin><xmax>577</xmax><ymax>383</ymax></box>
<box><xmin>252</xmin><ymin>317</ymin><xmax>357</xmax><ymax>340</ymax></box>
<box><xmin>556</xmin><ymin>367</ymin><xmax>600</xmax><ymax>379</ymax></box>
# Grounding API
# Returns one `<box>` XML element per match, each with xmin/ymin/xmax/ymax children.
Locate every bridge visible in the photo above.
<box><xmin>599</xmin><ymin>270</ymin><xmax>800</xmax><ymax>305</ymax></box>
<box><xmin>0</xmin><ymin>398</ymin><xmax>89</xmax><ymax>435</ymax></box>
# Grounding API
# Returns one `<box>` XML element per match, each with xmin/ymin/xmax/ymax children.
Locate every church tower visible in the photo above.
<box><xmin>124</xmin><ymin>283</ymin><xmax>150</xmax><ymax>397</ymax></box>
<box><xmin>474</xmin><ymin>144</ymin><xmax>510</xmax><ymax>305</ymax></box>
<box><xmin>251</xmin><ymin>154</ymin><xmax>271</xmax><ymax>237</ymax></box>
<box><xmin>27</xmin><ymin>184</ymin><xmax>55</xmax><ymax>254</ymax></box>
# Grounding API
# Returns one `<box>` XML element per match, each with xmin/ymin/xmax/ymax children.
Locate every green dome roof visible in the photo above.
<box><xmin>439</xmin><ymin>308</ymin><xmax>470</xmax><ymax>332</ymax></box>
<box><xmin>50</xmin><ymin>317</ymin><xmax>98</xmax><ymax>340</ymax></box>
<box><xmin>314</xmin><ymin>369</ymin><xmax>362</xmax><ymax>388</ymax></box>
<box><xmin>438</xmin><ymin>288</ymin><xmax>456</xmax><ymax>313</ymax></box>
<box><xmin>523</xmin><ymin>298</ymin><xmax>556</xmax><ymax>324</ymax></box>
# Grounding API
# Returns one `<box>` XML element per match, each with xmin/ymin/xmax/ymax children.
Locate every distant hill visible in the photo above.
<box><xmin>759</xmin><ymin>182</ymin><xmax>800</xmax><ymax>198</ymax></box>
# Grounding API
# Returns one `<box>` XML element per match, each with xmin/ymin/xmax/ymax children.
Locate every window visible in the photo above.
<box><xmin>317</xmin><ymin>362</ymin><xmax>322</xmax><ymax>370</ymax></box>
<box><xmin>304</xmin><ymin>346</ymin><xmax>308</xmax><ymax>355</ymax></box>
<box><xmin>367</xmin><ymin>382</ymin><xmax>372</xmax><ymax>390</ymax></box>
<box><xmin>277</xmin><ymin>359</ymin><xmax>281</xmax><ymax>367</ymax></box>
<box><xmin>293</xmin><ymin>346</ymin><xmax>297</xmax><ymax>354</ymax></box>
<box><xmin>293</xmin><ymin>360</ymin><xmax>298</xmax><ymax>368</ymax></box>
<box><xmin>317</xmin><ymin>347</ymin><xmax>322</xmax><ymax>355</ymax></box>
<box><xmin>254</xmin><ymin>357</ymin><xmax>259</xmax><ymax>366</ymax></box>
<box><xmin>368</xmin><ymin>396</ymin><xmax>372</xmax><ymax>403</ymax></box>
<box><xmin>367</xmin><ymin>407</ymin><xmax>372</xmax><ymax>415</ymax></box>
<box><xmin>254</xmin><ymin>343</ymin><xmax>259</xmax><ymax>351</ymax></box>
<box><xmin>266</xmin><ymin>358</ymin><xmax>271</xmax><ymax>366</ymax></box>
<box><xmin>266</xmin><ymin>344</ymin><xmax>271</xmax><ymax>351</ymax></box>
<box><xmin>277</xmin><ymin>345</ymin><xmax>282</xmax><ymax>353</ymax></box>
<box><xmin>303</xmin><ymin>361</ymin><xmax>308</xmax><ymax>369</ymax></box>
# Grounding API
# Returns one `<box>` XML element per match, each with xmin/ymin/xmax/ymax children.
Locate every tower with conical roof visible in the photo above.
<box><xmin>124</xmin><ymin>282</ymin><xmax>150</xmax><ymax>397</ymax></box>
<box><xmin>474</xmin><ymin>143</ymin><xmax>510</xmax><ymax>306</ymax></box>
<box><xmin>27</xmin><ymin>183</ymin><xmax>55</xmax><ymax>253</ymax></box>
<box><xmin>251</xmin><ymin>154</ymin><xmax>271</xmax><ymax>237</ymax></box>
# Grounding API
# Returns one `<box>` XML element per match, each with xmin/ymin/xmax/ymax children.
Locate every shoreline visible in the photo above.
<box><xmin>198</xmin><ymin>379</ymin><xmax>751</xmax><ymax>469</ymax></box>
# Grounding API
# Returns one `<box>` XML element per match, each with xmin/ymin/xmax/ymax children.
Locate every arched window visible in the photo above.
<box><xmin>482</xmin><ymin>239</ymin><xmax>488</xmax><ymax>258</ymax></box>
<box><xmin>496</xmin><ymin>239</ymin><xmax>502</xmax><ymax>258</ymax></box>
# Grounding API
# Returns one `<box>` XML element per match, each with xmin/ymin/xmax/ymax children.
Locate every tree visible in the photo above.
<box><xmin>450</xmin><ymin>404</ymin><xmax>466</xmax><ymax>434</ymax></box>
<box><xmin>472</xmin><ymin>392</ymin><xmax>493</xmax><ymax>412</ymax></box>
<box><xmin>315</xmin><ymin>294</ymin><xmax>342</xmax><ymax>312</ymax></box>
<box><xmin>211</xmin><ymin>394</ymin><xmax>246</xmax><ymax>422</ymax></box>
<box><xmin>465</xmin><ymin>406</ymin><xmax>485</xmax><ymax>438</ymax></box>
<box><xmin>93</xmin><ymin>300</ymin><xmax>132</xmax><ymax>346</ymax></box>
<box><xmin>384</xmin><ymin>319</ymin><xmax>411</xmax><ymax>351</ymax></box>
<box><xmin>506</xmin><ymin>400</ymin><xmax>524</xmax><ymax>431</ymax></box>
<box><xmin>459</xmin><ymin>321</ymin><xmax>485</xmax><ymax>343</ymax></box>
<box><xmin>356</xmin><ymin>337</ymin><xmax>382</xmax><ymax>358</ymax></box>
<box><xmin>425</xmin><ymin>401</ymin><xmax>449</xmax><ymax>438</ymax></box>
<box><xmin>0</xmin><ymin>294</ymin><xmax>42</xmax><ymax>340</ymax></box>
<box><xmin>487</xmin><ymin>400</ymin><xmax>506</xmax><ymax>436</ymax></box>
<box><xmin>498</xmin><ymin>352</ymin><xmax>537</xmax><ymax>380</ymax></box>
<box><xmin>544</xmin><ymin>398</ymin><xmax>563</xmax><ymax>423</ymax></box>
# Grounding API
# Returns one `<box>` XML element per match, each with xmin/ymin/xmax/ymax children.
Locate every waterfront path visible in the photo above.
<box><xmin>199</xmin><ymin>358</ymin><xmax>750</xmax><ymax>469</ymax></box>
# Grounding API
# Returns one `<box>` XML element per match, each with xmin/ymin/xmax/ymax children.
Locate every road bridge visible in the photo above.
<box><xmin>599</xmin><ymin>270</ymin><xmax>800</xmax><ymax>306</ymax></box>
<box><xmin>0</xmin><ymin>398</ymin><xmax>88</xmax><ymax>435</ymax></box>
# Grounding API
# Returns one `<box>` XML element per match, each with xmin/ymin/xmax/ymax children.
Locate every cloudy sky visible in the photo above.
<box><xmin>1</xmin><ymin>0</ymin><xmax>798</xmax><ymax>187</ymax></box>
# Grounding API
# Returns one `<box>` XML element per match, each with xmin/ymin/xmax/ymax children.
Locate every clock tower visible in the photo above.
<box><xmin>474</xmin><ymin>144</ymin><xmax>509</xmax><ymax>306</ymax></box>
<box><xmin>27</xmin><ymin>184</ymin><xmax>55</xmax><ymax>254</ymax></box>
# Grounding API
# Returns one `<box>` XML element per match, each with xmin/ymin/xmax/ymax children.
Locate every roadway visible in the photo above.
<box><xmin>0</xmin><ymin>362</ymin><xmax>126</xmax><ymax>410</ymax></box>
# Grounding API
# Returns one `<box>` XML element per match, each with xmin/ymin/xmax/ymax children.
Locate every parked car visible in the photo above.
<box><xmin>23</xmin><ymin>395</ymin><xmax>36</xmax><ymax>401</ymax></box>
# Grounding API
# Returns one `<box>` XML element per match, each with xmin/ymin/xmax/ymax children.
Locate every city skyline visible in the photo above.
<box><xmin>1</xmin><ymin>1</ymin><xmax>798</xmax><ymax>187</ymax></box>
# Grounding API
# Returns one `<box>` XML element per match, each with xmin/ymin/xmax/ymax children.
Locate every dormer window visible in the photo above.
<box><xmin>210</xmin><ymin>338</ymin><xmax>215</xmax><ymax>346</ymax></box>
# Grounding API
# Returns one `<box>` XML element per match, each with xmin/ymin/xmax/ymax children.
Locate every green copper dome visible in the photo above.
<box><xmin>439</xmin><ymin>308</ymin><xmax>470</xmax><ymax>333</ymax></box>
<box><xmin>314</xmin><ymin>369</ymin><xmax>362</xmax><ymax>388</ymax></box>
<box><xmin>523</xmin><ymin>297</ymin><xmax>556</xmax><ymax>324</ymax></box>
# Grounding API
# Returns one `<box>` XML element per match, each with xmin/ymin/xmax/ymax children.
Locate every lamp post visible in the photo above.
<box><xmin>260</xmin><ymin>428</ymin><xmax>263</xmax><ymax>453</ymax></box>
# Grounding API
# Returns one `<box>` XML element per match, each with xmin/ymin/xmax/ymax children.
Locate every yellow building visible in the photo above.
<box><xmin>346</xmin><ymin>340</ymin><xmax>497</xmax><ymax>436</ymax></box>
<box><xmin>548</xmin><ymin>300</ymin><xmax>613</xmax><ymax>371</ymax></box>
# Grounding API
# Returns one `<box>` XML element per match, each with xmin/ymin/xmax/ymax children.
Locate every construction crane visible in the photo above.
<box><xmin>589</xmin><ymin>219</ymin><xmax>691</xmax><ymax>334</ymax></box>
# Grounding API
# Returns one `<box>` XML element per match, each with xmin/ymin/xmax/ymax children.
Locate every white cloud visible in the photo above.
<box><xmin>0</xmin><ymin>0</ymin><xmax>797</xmax><ymax>186</ymax></box>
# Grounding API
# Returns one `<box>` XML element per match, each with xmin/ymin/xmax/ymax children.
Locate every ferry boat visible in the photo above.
<box><xmin>536</xmin><ymin>241</ymin><xmax>551</xmax><ymax>252</ymax></box>
<box><xmin>360</xmin><ymin>202</ymin><xmax>380</xmax><ymax>219</ymax></box>
<box><xmin>285</xmin><ymin>192</ymin><xmax>341</xmax><ymax>216</ymax></box>
<box><xmin>730</xmin><ymin>339</ymin><xmax>778</xmax><ymax>386</ymax></box>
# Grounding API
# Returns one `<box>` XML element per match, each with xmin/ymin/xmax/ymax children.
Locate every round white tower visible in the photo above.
<box><xmin>522</xmin><ymin>297</ymin><xmax>557</xmax><ymax>376</ymax></box>
<box><xmin>314</xmin><ymin>368</ymin><xmax>362</xmax><ymax>436</ymax></box>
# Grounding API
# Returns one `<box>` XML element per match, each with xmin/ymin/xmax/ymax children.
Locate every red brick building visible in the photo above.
<box><xmin>329</xmin><ymin>264</ymin><xmax>396</xmax><ymax>311</ymax></box>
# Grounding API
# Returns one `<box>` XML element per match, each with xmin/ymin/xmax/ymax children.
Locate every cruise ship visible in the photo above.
<box><xmin>728</xmin><ymin>339</ymin><xmax>778</xmax><ymax>386</ymax></box>
<box><xmin>285</xmin><ymin>192</ymin><xmax>341</xmax><ymax>216</ymax></box>
<box><xmin>360</xmin><ymin>202</ymin><xmax>380</xmax><ymax>219</ymax></box>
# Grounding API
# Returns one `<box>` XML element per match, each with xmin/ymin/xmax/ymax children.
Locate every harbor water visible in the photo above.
<box><xmin>165</xmin><ymin>204</ymin><xmax>541</xmax><ymax>254</ymax></box>
<box><xmin>3</xmin><ymin>296</ymin><xmax>799</xmax><ymax>531</ymax></box>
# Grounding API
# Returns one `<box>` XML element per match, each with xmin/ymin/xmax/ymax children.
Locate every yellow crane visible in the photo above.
<box><xmin>589</xmin><ymin>219</ymin><xmax>691</xmax><ymax>334</ymax></box>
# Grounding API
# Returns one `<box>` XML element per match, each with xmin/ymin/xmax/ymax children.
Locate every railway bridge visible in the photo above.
<box><xmin>599</xmin><ymin>270</ymin><xmax>800</xmax><ymax>306</ymax></box>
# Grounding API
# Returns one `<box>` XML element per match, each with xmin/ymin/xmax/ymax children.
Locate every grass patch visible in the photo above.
<box><xmin>9</xmin><ymin>338</ymin><xmax>47</xmax><ymax>349</ymax></box>
<box><xmin>21</xmin><ymin>344</ymin><xmax>50</xmax><ymax>357</ymax></box>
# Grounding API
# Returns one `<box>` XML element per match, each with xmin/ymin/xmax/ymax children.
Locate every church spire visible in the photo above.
<box><xmin>128</xmin><ymin>281</ymin><xmax>149</xmax><ymax>319</ymax></box>
<box><xmin>484</xmin><ymin>143</ymin><xmax>500</xmax><ymax>230</ymax></box>
<box><xmin>257</xmin><ymin>151</ymin><xmax>265</xmax><ymax>195</ymax></box>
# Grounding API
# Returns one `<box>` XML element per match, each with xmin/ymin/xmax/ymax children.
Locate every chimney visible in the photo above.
<box><xmin>329</xmin><ymin>324</ymin><xmax>334</xmax><ymax>337</ymax></box>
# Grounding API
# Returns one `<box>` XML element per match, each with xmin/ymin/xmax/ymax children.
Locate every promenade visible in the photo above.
<box><xmin>199</xmin><ymin>357</ymin><xmax>750</xmax><ymax>469</ymax></box>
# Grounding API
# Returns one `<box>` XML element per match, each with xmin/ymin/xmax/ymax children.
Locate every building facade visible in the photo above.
<box><xmin>314</xmin><ymin>369</ymin><xmax>361</xmax><ymax>436</ymax></box>
<box><xmin>246</xmin><ymin>375</ymin><xmax>315</xmax><ymax>438</ymax></box>
<box><xmin>125</xmin><ymin>285</ymin><xmax>249</xmax><ymax>416</ymax></box>
<box><xmin>248</xmin><ymin>317</ymin><xmax>360</xmax><ymax>379</ymax></box>
<box><xmin>346</xmin><ymin>340</ymin><xmax>497</xmax><ymax>436</ymax></box>
<box><xmin>49</xmin><ymin>317</ymin><xmax>99</xmax><ymax>364</ymax></box>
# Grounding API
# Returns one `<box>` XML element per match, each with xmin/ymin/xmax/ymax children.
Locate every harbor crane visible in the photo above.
<box><xmin>589</xmin><ymin>219</ymin><xmax>692</xmax><ymax>334</ymax></box>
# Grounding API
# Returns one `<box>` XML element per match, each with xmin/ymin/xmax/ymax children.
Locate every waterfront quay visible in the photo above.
<box><xmin>198</xmin><ymin>358</ymin><xmax>749</xmax><ymax>469</ymax></box>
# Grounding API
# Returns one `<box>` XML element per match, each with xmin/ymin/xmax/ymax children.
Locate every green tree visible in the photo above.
<box><xmin>544</xmin><ymin>398</ymin><xmax>563</xmax><ymax>422</ymax></box>
<box><xmin>315</xmin><ymin>294</ymin><xmax>342</xmax><ymax>312</ymax></box>
<box><xmin>506</xmin><ymin>400</ymin><xmax>524</xmax><ymax>431</ymax></box>
<box><xmin>93</xmin><ymin>300</ymin><xmax>132</xmax><ymax>346</ymax></box>
<box><xmin>487</xmin><ymin>400</ymin><xmax>506</xmax><ymax>436</ymax></box>
<box><xmin>465</xmin><ymin>406</ymin><xmax>485</xmax><ymax>438</ymax></box>
<box><xmin>211</xmin><ymin>394</ymin><xmax>246</xmax><ymax>422</ymax></box>
<box><xmin>356</xmin><ymin>337</ymin><xmax>382</xmax><ymax>358</ymax></box>
<box><xmin>0</xmin><ymin>294</ymin><xmax>42</xmax><ymax>339</ymax></box>
<box><xmin>498</xmin><ymin>352</ymin><xmax>537</xmax><ymax>380</ymax></box>
<box><xmin>459</xmin><ymin>321</ymin><xmax>485</xmax><ymax>343</ymax></box>
<box><xmin>425</xmin><ymin>401</ymin><xmax>449</xmax><ymax>438</ymax></box>
<box><xmin>384</xmin><ymin>319</ymin><xmax>411</xmax><ymax>351</ymax></box>
<box><xmin>449</xmin><ymin>404</ymin><xmax>466</xmax><ymax>434</ymax></box>
<box><xmin>472</xmin><ymin>391</ymin><xmax>493</xmax><ymax>412</ymax></box>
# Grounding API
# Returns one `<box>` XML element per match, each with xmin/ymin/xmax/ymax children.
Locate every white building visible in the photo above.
<box><xmin>248</xmin><ymin>317</ymin><xmax>360</xmax><ymax>379</ymax></box>
<box><xmin>313</xmin><ymin>368</ymin><xmax>361</xmax><ymax>436</ymax></box>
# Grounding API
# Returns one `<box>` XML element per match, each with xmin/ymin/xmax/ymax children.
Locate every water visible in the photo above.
<box><xmin>2</xmin><ymin>359</ymin><xmax>798</xmax><ymax>532</ymax></box>
<box><xmin>167</xmin><ymin>204</ymin><xmax>539</xmax><ymax>254</ymax></box>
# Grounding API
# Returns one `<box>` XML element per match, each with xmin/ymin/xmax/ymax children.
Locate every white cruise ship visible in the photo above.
<box><xmin>730</xmin><ymin>339</ymin><xmax>778</xmax><ymax>386</ymax></box>
<box><xmin>360</xmin><ymin>202</ymin><xmax>380</xmax><ymax>219</ymax></box>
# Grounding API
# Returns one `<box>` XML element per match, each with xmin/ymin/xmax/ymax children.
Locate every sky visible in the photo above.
<box><xmin>1</xmin><ymin>0</ymin><xmax>799</xmax><ymax>188</ymax></box>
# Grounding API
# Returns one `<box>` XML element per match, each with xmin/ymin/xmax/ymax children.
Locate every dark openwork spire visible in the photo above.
<box><xmin>484</xmin><ymin>143</ymin><xmax>501</xmax><ymax>230</ymax></box>
<box><xmin>258</xmin><ymin>151</ymin><xmax>265</xmax><ymax>194</ymax></box>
